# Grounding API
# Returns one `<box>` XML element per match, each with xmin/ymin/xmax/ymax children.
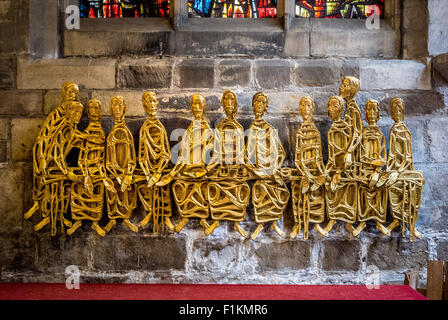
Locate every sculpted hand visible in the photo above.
<box><xmin>330</xmin><ymin>173</ymin><xmax>340</xmax><ymax>192</ymax></box>
<box><xmin>156</xmin><ymin>174</ymin><xmax>173</xmax><ymax>187</ymax></box>
<box><xmin>84</xmin><ymin>176</ymin><xmax>94</xmax><ymax>193</ymax></box>
<box><xmin>147</xmin><ymin>173</ymin><xmax>161</xmax><ymax>188</ymax></box>
<box><xmin>344</xmin><ymin>153</ymin><xmax>353</xmax><ymax>169</ymax></box>
<box><xmin>67</xmin><ymin>171</ymin><xmax>80</xmax><ymax>182</ymax></box>
<box><xmin>103</xmin><ymin>177</ymin><xmax>116</xmax><ymax>193</ymax></box>
<box><xmin>120</xmin><ymin>175</ymin><xmax>133</xmax><ymax>192</ymax></box>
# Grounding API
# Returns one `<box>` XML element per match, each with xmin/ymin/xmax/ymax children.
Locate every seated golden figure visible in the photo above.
<box><xmin>35</xmin><ymin>101</ymin><xmax>85</xmax><ymax>236</ymax></box>
<box><xmin>25</xmin><ymin>82</ymin><xmax>80</xmax><ymax>221</ymax></box>
<box><xmin>157</xmin><ymin>94</ymin><xmax>214</xmax><ymax>233</ymax></box>
<box><xmin>291</xmin><ymin>96</ymin><xmax>327</xmax><ymax>239</ymax></box>
<box><xmin>323</xmin><ymin>96</ymin><xmax>358</xmax><ymax>235</ymax></box>
<box><xmin>353</xmin><ymin>99</ymin><xmax>389</xmax><ymax>237</ymax></box>
<box><xmin>246</xmin><ymin>92</ymin><xmax>290</xmax><ymax>240</ymax></box>
<box><xmin>68</xmin><ymin>99</ymin><xmax>116</xmax><ymax>237</ymax></box>
<box><xmin>379</xmin><ymin>98</ymin><xmax>425</xmax><ymax>241</ymax></box>
<box><xmin>205</xmin><ymin>90</ymin><xmax>250</xmax><ymax>238</ymax></box>
<box><xmin>137</xmin><ymin>92</ymin><xmax>174</xmax><ymax>233</ymax></box>
<box><xmin>104</xmin><ymin>96</ymin><xmax>138</xmax><ymax>233</ymax></box>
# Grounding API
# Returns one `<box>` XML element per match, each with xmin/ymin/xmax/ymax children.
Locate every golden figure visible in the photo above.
<box><xmin>67</xmin><ymin>99</ymin><xmax>116</xmax><ymax>237</ymax></box>
<box><xmin>34</xmin><ymin>101</ymin><xmax>85</xmax><ymax>236</ymax></box>
<box><xmin>204</xmin><ymin>90</ymin><xmax>250</xmax><ymax>238</ymax></box>
<box><xmin>339</xmin><ymin>76</ymin><xmax>363</xmax><ymax>171</ymax></box>
<box><xmin>323</xmin><ymin>96</ymin><xmax>358</xmax><ymax>235</ymax></box>
<box><xmin>25</xmin><ymin>82</ymin><xmax>80</xmax><ymax>221</ymax></box>
<box><xmin>104</xmin><ymin>96</ymin><xmax>138</xmax><ymax>233</ymax></box>
<box><xmin>353</xmin><ymin>100</ymin><xmax>389</xmax><ymax>237</ymax></box>
<box><xmin>291</xmin><ymin>96</ymin><xmax>327</xmax><ymax>239</ymax></box>
<box><xmin>246</xmin><ymin>92</ymin><xmax>290</xmax><ymax>240</ymax></box>
<box><xmin>157</xmin><ymin>94</ymin><xmax>214</xmax><ymax>233</ymax></box>
<box><xmin>137</xmin><ymin>92</ymin><xmax>174</xmax><ymax>233</ymax></box>
<box><xmin>378</xmin><ymin>98</ymin><xmax>425</xmax><ymax>241</ymax></box>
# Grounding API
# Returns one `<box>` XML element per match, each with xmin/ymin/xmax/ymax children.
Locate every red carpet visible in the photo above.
<box><xmin>0</xmin><ymin>283</ymin><xmax>426</xmax><ymax>300</ymax></box>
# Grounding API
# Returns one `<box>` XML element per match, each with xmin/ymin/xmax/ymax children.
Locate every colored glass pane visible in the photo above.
<box><xmin>80</xmin><ymin>0</ymin><xmax>169</xmax><ymax>18</ymax></box>
<box><xmin>295</xmin><ymin>0</ymin><xmax>384</xmax><ymax>18</ymax></box>
<box><xmin>188</xmin><ymin>0</ymin><xmax>277</xmax><ymax>18</ymax></box>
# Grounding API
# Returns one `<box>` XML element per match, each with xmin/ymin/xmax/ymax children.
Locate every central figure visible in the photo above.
<box><xmin>246</xmin><ymin>92</ymin><xmax>290</xmax><ymax>240</ymax></box>
<box><xmin>205</xmin><ymin>90</ymin><xmax>250</xmax><ymax>238</ymax></box>
<box><xmin>157</xmin><ymin>94</ymin><xmax>214</xmax><ymax>233</ymax></box>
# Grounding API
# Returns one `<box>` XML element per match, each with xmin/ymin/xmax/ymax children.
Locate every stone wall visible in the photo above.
<box><xmin>0</xmin><ymin>0</ymin><xmax>447</xmax><ymax>286</ymax></box>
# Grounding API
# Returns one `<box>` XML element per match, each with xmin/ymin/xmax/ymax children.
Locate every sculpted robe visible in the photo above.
<box><xmin>246</xmin><ymin>119</ymin><xmax>290</xmax><ymax>223</ymax></box>
<box><xmin>137</xmin><ymin>118</ymin><xmax>172</xmax><ymax>232</ymax></box>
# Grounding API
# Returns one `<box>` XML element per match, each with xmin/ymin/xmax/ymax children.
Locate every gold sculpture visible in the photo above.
<box><xmin>291</xmin><ymin>96</ymin><xmax>327</xmax><ymax>239</ymax></box>
<box><xmin>32</xmin><ymin>101</ymin><xmax>85</xmax><ymax>236</ymax></box>
<box><xmin>353</xmin><ymin>99</ymin><xmax>389</xmax><ymax>237</ymax></box>
<box><xmin>137</xmin><ymin>92</ymin><xmax>174</xmax><ymax>233</ymax></box>
<box><xmin>246</xmin><ymin>92</ymin><xmax>290</xmax><ymax>240</ymax></box>
<box><xmin>104</xmin><ymin>96</ymin><xmax>139</xmax><ymax>233</ymax></box>
<box><xmin>205</xmin><ymin>90</ymin><xmax>250</xmax><ymax>238</ymax></box>
<box><xmin>323</xmin><ymin>96</ymin><xmax>358</xmax><ymax>235</ymax></box>
<box><xmin>25</xmin><ymin>82</ymin><xmax>80</xmax><ymax>224</ymax></box>
<box><xmin>68</xmin><ymin>99</ymin><xmax>115</xmax><ymax>237</ymax></box>
<box><xmin>379</xmin><ymin>98</ymin><xmax>425</xmax><ymax>241</ymax></box>
<box><xmin>157</xmin><ymin>94</ymin><xmax>214</xmax><ymax>233</ymax></box>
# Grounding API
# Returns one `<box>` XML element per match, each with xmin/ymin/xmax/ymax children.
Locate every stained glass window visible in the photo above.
<box><xmin>188</xmin><ymin>0</ymin><xmax>277</xmax><ymax>18</ymax></box>
<box><xmin>295</xmin><ymin>0</ymin><xmax>384</xmax><ymax>18</ymax></box>
<box><xmin>80</xmin><ymin>0</ymin><xmax>170</xmax><ymax>18</ymax></box>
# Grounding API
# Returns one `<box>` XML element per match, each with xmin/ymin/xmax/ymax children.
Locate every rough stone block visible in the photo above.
<box><xmin>321</xmin><ymin>240</ymin><xmax>361</xmax><ymax>271</ymax></box>
<box><xmin>0</xmin><ymin>57</ymin><xmax>14</xmax><ymax>88</ymax></box>
<box><xmin>255</xmin><ymin>60</ymin><xmax>293</xmax><ymax>89</ymax></box>
<box><xmin>0</xmin><ymin>234</ymin><xmax>36</xmax><ymax>272</ymax></box>
<box><xmin>295</xmin><ymin>58</ymin><xmax>344</xmax><ymax>87</ymax></box>
<box><xmin>93</xmin><ymin>235</ymin><xmax>186</xmax><ymax>271</ymax></box>
<box><xmin>360</xmin><ymin>60</ymin><xmax>431</xmax><ymax>91</ymax></box>
<box><xmin>366</xmin><ymin>238</ymin><xmax>428</xmax><ymax>271</ymax></box>
<box><xmin>118</xmin><ymin>58</ymin><xmax>173</xmax><ymax>89</ymax></box>
<box><xmin>428</xmin><ymin>23</ymin><xmax>448</xmax><ymax>56</ymax></box>
<box><xmin>44</xmin><ymin>90</ymin><xmax>89</xmax><ymax>115</ymax></box>
<box><xmin>0</xmin><ymin>167</ymin><xmax>23</xmax><ymax>234</ymax></box>
<box><xmin>176</xmin><ymin>59</ymin><xmax>214</xmax><ymax>89</ymax></box>
<box><xmin>0</xmin><ymin>140</ymin><xmax>6</xmax><ymax>162</ymax></box>
<box><xmin>0</xmin><ymin>90</ymin><xmax>43</xmax><ymax>116</ymax></box>
<box><xmin>11</xmin><ymin>118</ymin><xmax>44</xmax><ymax>161</ymax></box>
<box><xmin>428</xmin><ymin>118</ymin><xmax>448</xmax><ymax>163</ymax></box>
<box><xmin>436</xmin><ymin>240</ymin><xmax>448</xmax><ymax>261</ymax></box>
<box><xmin>254</xmin><ymin>240</ymin><xmax>311</xmax><ymax>270</ymax></box>
<box><xmin>0</xmin><ymin>118</ymin><xmax>8</xmax><ymax>139</ymax></box>
<box><xmin>310</xmin><ymin>20</ymin><xmax>397</xmax><ymax>58</ymax></box>
<box><xmin>218</xmin><ymin>60</ymin><xmax>251</xmax><ymax>88</ymax></box>
<box><xmin>17</xmin><ymin>57</ymin><xmax>116</xmax><ymax>90</ymax></box>
<box><xmin>433</xmin><ymin>53</ymin><xmax>448</xmax><ymax>83</ymax></box>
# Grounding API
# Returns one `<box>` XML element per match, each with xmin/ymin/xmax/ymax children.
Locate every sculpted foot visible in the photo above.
<box><xmin>272</xmin><ymin>221</ymin><xmax>286</xmax><ymax>238</ymax></box>
<box><xmin>199</xmin><ymin>219</ymin><xmax>210</xmax><ymax>231</ymax></box>
<box><xmin>290</xmin><ymin>224</ymin><xmax>300</xmax><ymax>239</ymax></box>
<box><xmin>250</xmin><ymin>224</ymin><xmax>263</xmax><ymax>240</ymax></box>
<box><xmin>205</xmin><ymin>221</ymin><xmax>219</xmax><ymax>236</ymax></box>
<box><xmin>67</xmin><ymin>220</ymin><xmax>82</xmax><ymax>236</ymax></box>
<box><xmin>387</xmin><ymin>219</ymin><xmax>400</xmax><ymax>233</ymax></box>
<box><xmin>92</xmin><ymin>222</ymin><xmax>106</xmax><ymax>237</ymax></box>
<box><xmin>34</xmin><ymin>217</ymin><xmax>50</xmax><ymax>231</ymax></box>
<box><xmin>123</xmin><ymin>219</ymin><xmax>139</xmax><ymax>233</ymax></box>
<box><xmin>24</xmin><ymin>202</ymin><xmax>39</xmax><ymax>220</ymax></box>
<box><xmin>63</xmin><ymin>218</ymin><xmax>73</xmax><ymax>228</ymax></box>
<box><xmin>139</xmin><ymin>212</ymin><xmax>152</xmax><ymax>228</ymax></box>
<box><xmin>104</xmin><ymin>219</ymin><xmax>117</xmax><ymax>233</ymax></box>
<box><xmin>314</xmin><ymin>224</ymin><xmax>329</xmax><ymax>237</ymax></box>
<box><xmin>174</xmin><ymin>218</ymin><xmax>189</xmax><ymax>233</ymax></box>
<box><xmin>351</xmin><ymin>222</ymin><xmax>365</xmax><ymax>237</ymax></box>
<box><xmin>234</xmin><ymin>222</ymin><xmax>248</xmax><ymax>239</ymax></box>
<box><xmin>164</xmin><ymin>217</ymin><xmax>175</xmax><ymax>231</ymax></box>
<box><xmin>324</xmin><ymin>220</ymin><xmax>337</xmax><ymax>234</ymax></box>
<box><xmin>376</xmin><ymin>222</ymin><xmax>391</xmax><ymax>236</ymax></box>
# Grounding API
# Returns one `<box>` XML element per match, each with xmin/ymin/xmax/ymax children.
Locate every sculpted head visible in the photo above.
<box><xmin>61</xmin><ymin>82</ymin><xmax>79</xmax><ymax>103</ymax></box>
<box><xmin>365</xmin><ymin>99</ymin><xmax>380</xmax><ymax>125</ymax></box>
<box><xmin>142</xmin><ymin>91</ymin><xmax>158</xmax><ymax>118</ymax></box>
<box><xmin>87</xmin><ymin>99</ymin><xmax>103</xmax><ymax>122</ymax></box>
<box><xmin>110</xmin><ymin>96</ymin><xmax>126</xmax><ymax>121</ymax></box>
<box><xmin>66</xmin><ymin>101</ymin><xmax>84</xmax><ymax>124</ymax></box>
<box><xmin>339</xmin><ymin>76</ymin><xmax>360</xmax><ymax>100</ymax></box>
<box><xmin>222</xmin><ymin>90</ymin><xmax>238</xmax><ymax>117</ymax></box>
<box><xmin>390</xmin><ymin>97</ymin><xmax>405</xmax><ymax>123</ymax></box>
<box><xmin>299</xmin><ymin>96</ymin><xmax>315</xmax><ymax>122</ymax></box>
<box><xmin>252</xmin><ymin>92</ymin><xmax>269</xmax><ymax>118</ymax></box>
<box><xmin>190</xmin><ymin>94</ymin><xmax>206</xmax><ymax>120</ymax></box>
<box><xmin>327</xmin><ymin>96</ymin><xmax>345</xmax><ymax>122</ymax></box>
